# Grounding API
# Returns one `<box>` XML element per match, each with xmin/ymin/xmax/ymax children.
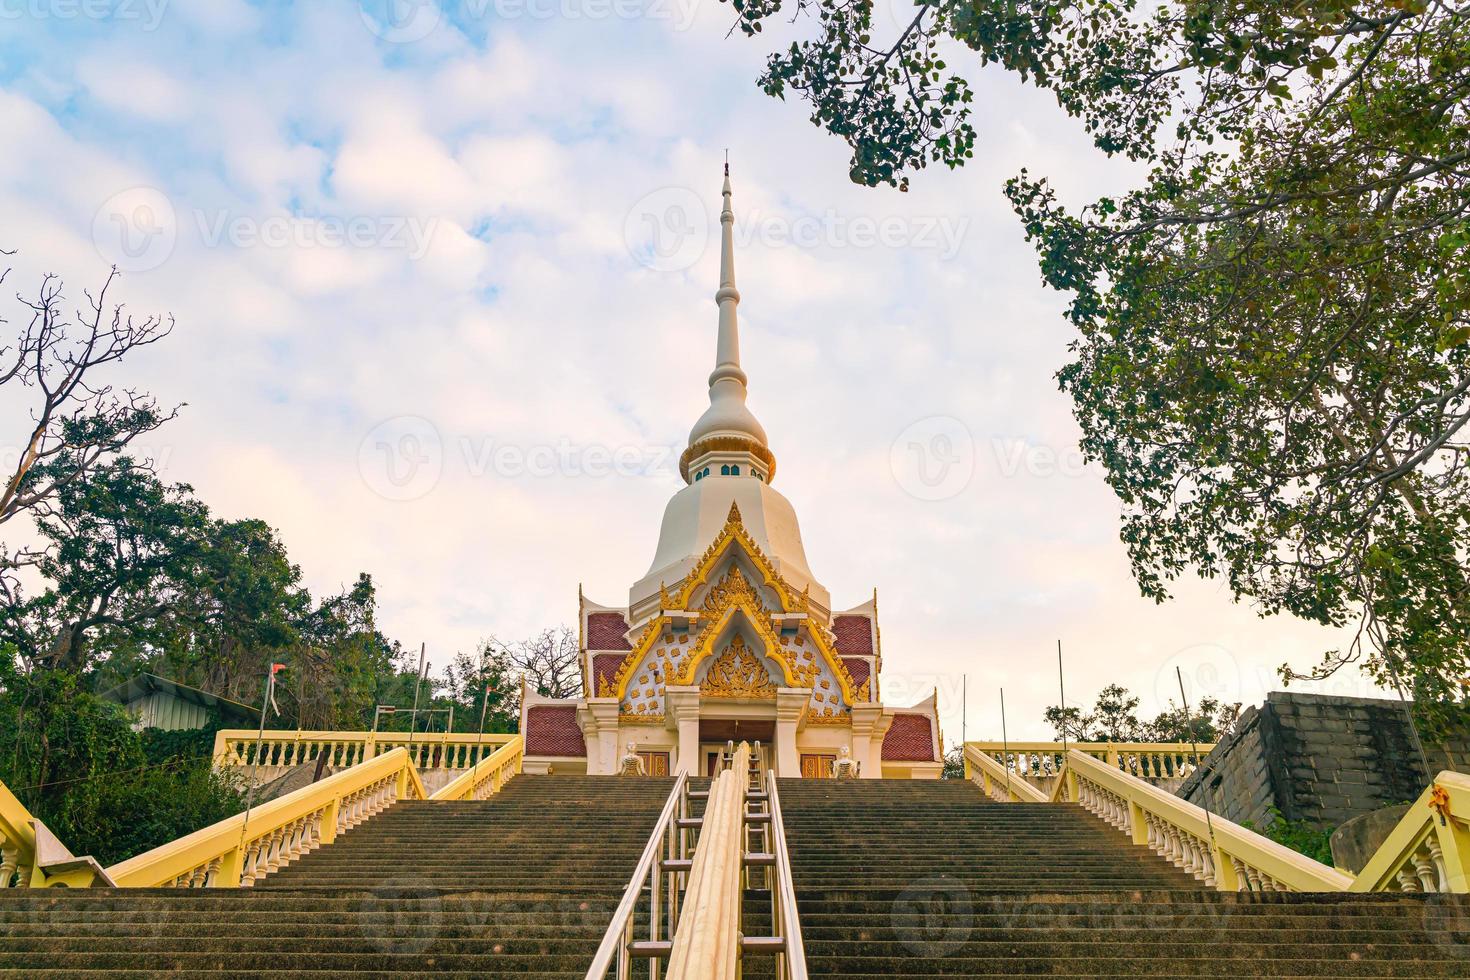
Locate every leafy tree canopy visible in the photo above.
<box><xmin>1045</xmin><ymin>683</ymin><xmax>1232</xmax><ymax>743</ymax></box>
<box><xmin>726</xmin><ymin>1</ymin><xmax>1470</xmax><ymax>731</ymax></box>
<box><xmin>0</xmin><ymin>655</ymin><xmax>244</xmax><ymax>867</ymax></box>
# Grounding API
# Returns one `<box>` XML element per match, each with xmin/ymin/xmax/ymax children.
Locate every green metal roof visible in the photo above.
<box><xmin>98</xmin><ymin>673</ymin><xmax>260</xmax><ymax>725</ymax></box>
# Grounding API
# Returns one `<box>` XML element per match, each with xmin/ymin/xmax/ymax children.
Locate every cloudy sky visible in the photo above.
<box><xmin>0</xmin><ymin>0</ymin><xmax>1376</xmax><ymax>740</ymax></box>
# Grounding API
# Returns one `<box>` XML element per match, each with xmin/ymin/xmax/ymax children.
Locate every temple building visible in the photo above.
<box><xmin>520</xmin><ymin>171</ymin><xmax>942</xmax><ymax>780</ymax></box>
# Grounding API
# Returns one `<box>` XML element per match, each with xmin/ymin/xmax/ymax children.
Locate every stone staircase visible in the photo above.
<box><xmin>779</xmin><ymin>778</ymin><xmax>1470</xmax><ymax>977</ymax></box>
<box><xmin>5</xmin><ymin>774</ymin><xmax>1468</xmax><ymax>976</ymax></box>
<box><xmin>0</xmin><ymin>775</ymin><xmax>673</xmax><ymax>977</ymax></box>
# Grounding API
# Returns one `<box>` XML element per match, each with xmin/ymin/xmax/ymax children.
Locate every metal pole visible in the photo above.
<box><xmin>409</xmin><ymin>642</ymin><xmax>426</xmax><ymax>733</ymax></box>
<box><xmin>962</xmin><ymin>674</ymin><xmax>967</xmax><ymax>751</ymax></box>
<box><xmin>409</xmin><ymin>642</ymin><xmax>426</xmax><ymax>765</ymax></box>
<box><xmin>1000</xmin><ymin>687</ymin><xmax>1012</xmax><ymax>799</ymax></box>
<box><xmin>1384</xmin><ymin>655</ymin><xmax>1436</xmax><ymax>784</ymax></box>
<box><xmin>477</xmin><ymin>683</ymin><xmax>491</xmax><ymax>764</ymax></box>
<box><xmin>1057</xmin><ymin>639</ymin><xmax>1069</xmax><ymax>767</ymax></box>
<box><xmin>236</xmin><ymin>665</ymin><xmax>278</xmax><ymax>865</ymax></box>
<box><xmin>436</xmin><ymin>702</ymin><xmax>448</xmax><ymax>769</ymax></box>
<box><xmin>1176</xmin><ymin>666</ymin><xmax>1220</xmax><ymax>859</ymax></box>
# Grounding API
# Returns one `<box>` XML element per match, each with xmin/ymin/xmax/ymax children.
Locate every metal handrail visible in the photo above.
<box><xmin>585</xmin><ymin>771</ymin><xmax>690</xmax><ymax>980</ymax></box>
<box><xmin>765</xmin><ymin>769</ymin><xmax>808</xmax><ymax>980</ymax></box>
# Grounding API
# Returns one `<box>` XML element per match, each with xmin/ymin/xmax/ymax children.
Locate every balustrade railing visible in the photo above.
<box><xmin>212</xmin><ymin>729</ymin><xmax>518</xmax><ymax>788</ymax></box>
<box><xmin>108</xmin><ymin>747</ymin><xmax>426</xmax><ymax>888</ymax></box>
<box><xmin>967</xmin><ymin>741</ymin><xmax>1214</xmax><ymax>793</ymax></box>
<box><xmin>1055</xmin><ymin>748</ymin><xmax>1352</xmax><ymax>891</ymax></box>
<box><xmin>430</xmin><ymin>736</ymin><xmax>524</xmax><ymax>801</ymax></box>
<box><xmin>0</xmin><ymin>777</ymin><xmax>35</xmax><ymax>888</ymax></box>
<box><xmin>1351</xmin><ymin>770</ymin><xmax>1469</xmax><ymax>894</ymax></box>
<box><xmin>974</xmin><ymin>740</ymin><xmax>1470</xmax><ymax>896</ymax></box>
<box><xmin>963</xmin><ymin>744</ymin><xmax>1049</xmax><ymax>803</ymax></box>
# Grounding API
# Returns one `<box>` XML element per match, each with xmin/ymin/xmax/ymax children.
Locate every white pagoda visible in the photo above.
<box><xmin>520</xmin><ymin>171</ymin><xmax>942</xmax><ymax>780</ymax></box>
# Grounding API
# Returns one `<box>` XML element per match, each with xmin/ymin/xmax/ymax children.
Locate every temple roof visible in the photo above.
<box><xmin>882</xmin><ymin>713</ymin><xmax>937</xmax><ymax>762</ymax></box>
<box><xmin>586</xmin><ymin>612</ymin><xmax>632</xmax><ymax>651</ymax></box>
<box><xmin>524</xmin><ymin>705</ymin><xmax>587</xmax><ymax>758</ymax></box>
<box><xmin>833</xmin><ymin>615</ymin><xmax>875</xmax><ymax>657</ymax></box>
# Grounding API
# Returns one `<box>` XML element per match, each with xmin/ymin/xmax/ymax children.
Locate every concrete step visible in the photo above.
<box><xmin>778</xmin><ymin>779</ymin><xmax>1470</xmax><ymax>976</ymax></box>
<box><xmin>0</xmin><ymin>775</ymin><xmax>675</xmax><ymax>976</ymax></box>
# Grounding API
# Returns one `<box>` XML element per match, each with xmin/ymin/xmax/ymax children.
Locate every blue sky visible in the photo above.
<box><xmin>0</xmin><ymin>0</ymin><xmax>1369</xmax><ymax>739</ymax></box>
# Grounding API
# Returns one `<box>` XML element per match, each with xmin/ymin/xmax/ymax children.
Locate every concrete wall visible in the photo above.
<box><xmin>1178</xmin><ymin>692</ymin><xmax>1468</xmax><ymax>830</ymax></box>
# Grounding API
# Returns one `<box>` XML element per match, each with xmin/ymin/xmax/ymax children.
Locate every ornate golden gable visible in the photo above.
<box><xmin>700</xmin><ymin>635</ymin><xmax>777</xmax><ymax>699</ymax></box>
<box><xmin>671</xmin><ymin>588</ymin><xmax>807</xmax><ymax>687</ymax></box>
<box><xmin>605</xmin><ymin>503</ymin><xmax>860</xmax><ymax>704</ymax></box>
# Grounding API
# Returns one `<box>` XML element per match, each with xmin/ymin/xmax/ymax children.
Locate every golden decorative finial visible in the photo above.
<box><xmin>727</xmin><ymin>501</ymin><xmax>743</xmax><ymax>525</ymax></box>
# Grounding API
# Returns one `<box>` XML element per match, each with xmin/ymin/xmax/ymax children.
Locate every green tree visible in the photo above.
<box><xmin>723</xmin><ymin>2</ymin><xmax>1470</xmax><ymax>729</ymax></box>
<box><xmin>3</xmin><ymin>457</ymin><xmax>409</xmax><ymax>729</ymax></box>
<box><xmin>1046</xmin><ymin>684</ymin><xmax>1226</xmax><ymax>743</ymax></box>
<box><xmin>438</xmin><ymin>644</ymin><xmax>518</xmax><ymax>734</ymax></box>
<box><xmin>0</xmin><ymin>652</ymin><xmax>244</xmax><ymax>867</ymax></box>
<box><xmin>1144</xmin><ymin>698</ymin><xmax>1227</xmax><ymax>744</ymax></box>
<box><xmin>3</xmin><ymin>455</ymin><xmax>210</xmax><ymax>672</ymax></box>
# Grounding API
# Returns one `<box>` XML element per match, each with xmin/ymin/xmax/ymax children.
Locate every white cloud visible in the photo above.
<box><xmin>74</xmin><ymin>58</ymin><xmax>191</xmax><ymax>122</ymax></box>
<box><xmin>0</xmin><ymin>11</ymin><xmax>1369</xmax><ymax>745</ymax></box>
<box><xmin>172</xmin><ymin>0</ymin><xmax>259</xmax><ymax>35</ymax></box>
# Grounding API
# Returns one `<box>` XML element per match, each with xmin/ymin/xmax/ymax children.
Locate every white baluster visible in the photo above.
<box><xmin>240</xmin><ymin>839</ymin><xmax>264</xmax><ymax>886</ymax></box>
<box><xmin>1413</xmin><ymin>842</ymin><xmax>1439</xmax><ymax>892</ymax></box>
<box><xmin>0</xmin><ymin>845</ymin><xmax>19</xmax><ymax>888</ymax></box>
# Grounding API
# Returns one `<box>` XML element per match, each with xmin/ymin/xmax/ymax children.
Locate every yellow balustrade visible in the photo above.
<box><xmin>1050</xmin><ymin>748</ymin><xmax>1353</xmax><ymax>891</ymax></box>
<box><xmin>108</xmin><ymin>747</ymin><xmax>427</xmax><ymax>888</ymax></box>
<box><xmin>965</xmin><ymin>741</ymin><xmax>1470</xmax><ymax>896</ymax></box>
<box><xmin>1351</xmin><ymin>770</ymin><xmax>1470</xmax><ymax>893</ymax></box>
<box><xmin>211</xmin><ymin>729</ymin><xmax>518</xmax><ymax>786</ymax></box>
<box><xmin>430</xmin><ymin>736</ymin><xmax>524</xmax><ymax>801</ymax></box>
<box><xmin>667</xmin><ymin>741</ymin><xmax>751</xmax><ymax>980</ymax></box>
<box><xmin>967</xmin><ymin>741</ymin><xmax>1215</xmax><ymax>788</ymax></box>
<box><xmin>963</xmin><ymin>745</ymin><xmax>1049</xmax><ymax>803</ymax></box>
<box><xmin>0</xmin><ymin>776</ymin><xmax>37</xmax><ymax>888</ymax></box>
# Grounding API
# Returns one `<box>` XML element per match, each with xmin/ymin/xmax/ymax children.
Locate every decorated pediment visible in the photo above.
<box><xmin>700</xmin><ymin>635</ymin><xmax>778</xmax><ymax>699</ymax></box>
<box><xmin>605</xmin><ymin>503</ymin><xmax>859</xmax><ymax>713</ymax></box>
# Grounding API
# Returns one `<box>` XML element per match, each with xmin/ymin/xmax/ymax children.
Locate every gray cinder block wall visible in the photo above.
<box><xmin>1177</xmin><ymin>691</ymin><xmax>1469</xmax><ymax>830</ymax></box>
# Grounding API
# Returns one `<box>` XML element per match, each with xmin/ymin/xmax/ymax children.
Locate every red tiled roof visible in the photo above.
<box><xmin>587</xmin><ymin>612</ymin><xmax>632</xmax><ymax>651</ymax></box>
<box><xmin>592</xmin><ymin>654</ymin><xmax>623</xmax><ymax>695</ymax></box>
<box><xmin>842</xmin><ymin>657</ymin><xmax>871</xmax><ymax>690</ymax></box>
<box><xmin>833</xmin><ymin>615</ymin><xmax>874</xmax><ymax>656</ymax></box>
<box><xmin>882</xmin><ymin>713</ymin><xmax>935</xmax><ymax>762</ymax></box>
<box><xmin>524</xmin><ymin>705</ymin><xmax>586</xmax><ymax>757</ymax></box>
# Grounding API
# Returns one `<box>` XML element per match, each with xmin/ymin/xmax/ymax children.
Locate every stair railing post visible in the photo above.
<box><xmin>212</xmin><ymin>843</ymin><xmax>245</xmax><ymax>889</ymax></box>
